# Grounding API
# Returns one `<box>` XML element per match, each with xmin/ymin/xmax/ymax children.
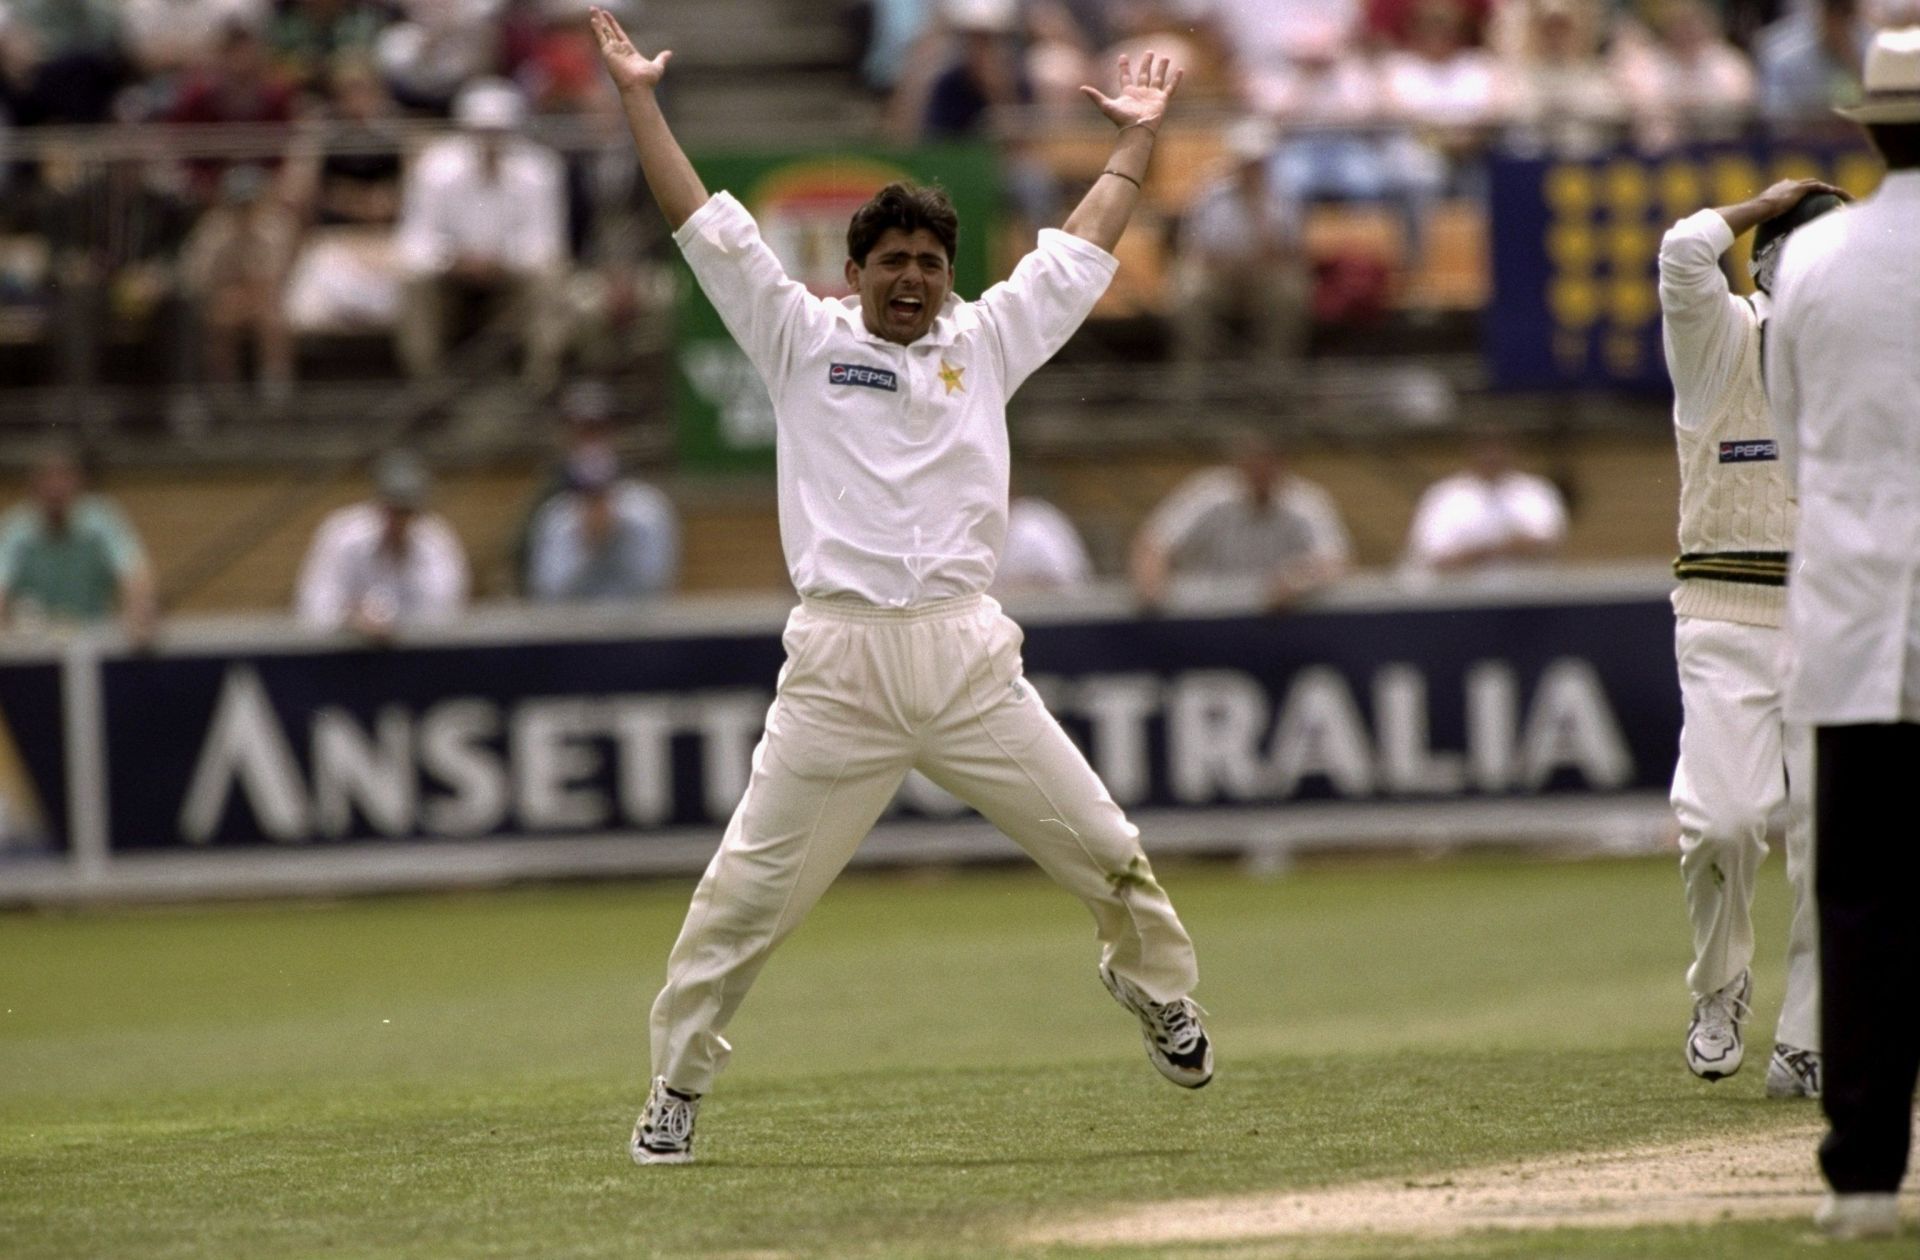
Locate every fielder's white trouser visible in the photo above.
<box><xmin>1671</xmin><ymin>615</ymin><xmax>1818</xmax><ymax>1051</ymax></box>
<box><xmin>650</xmin><ymin>594</ymin><xmax>1200</xmax><ymax>1095</ymax></box>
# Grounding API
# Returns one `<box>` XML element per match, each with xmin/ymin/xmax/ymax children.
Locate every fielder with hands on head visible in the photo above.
<box><xmin>1655</xmin><ymin>175</ymin><xmax>1844</xmax><ymax>1100</ymax></box>
<box><xmin>589</xmin><ymin>7</ymin><xmax>1212</xmax><ymax>1167</ymax></box>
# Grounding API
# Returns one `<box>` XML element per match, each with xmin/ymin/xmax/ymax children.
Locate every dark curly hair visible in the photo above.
<box><xmin>846</xmin><ymin>182</ymin><xmax>959</xmax><ymax>266</ymax></box>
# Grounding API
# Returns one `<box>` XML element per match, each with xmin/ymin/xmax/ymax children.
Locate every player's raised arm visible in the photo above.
<box><xmin>590</xmin><ymin>6</ymin><xmax>708</xmax><ymax>229</ymax></box>
<box><xmin>1061</xmin><ymin>52</ymin><xmax>1183</xmax><ymax>254</ymax></box>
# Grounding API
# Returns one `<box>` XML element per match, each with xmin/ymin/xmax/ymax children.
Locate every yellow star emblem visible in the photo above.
<box><xmin>938</xmin><ymin>358</ymin><xmax>966</xmax><ymax>395</ymax></box>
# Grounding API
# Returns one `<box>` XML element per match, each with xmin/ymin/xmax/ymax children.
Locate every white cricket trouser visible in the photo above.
<box><xmin>1671</xmin><ymin>615</ymin><xmax>1818</xmax><ymax>1051</ymax></box>
<box><xmin>649</xmin><ymin>594</ymin><xmax>1200</xmax><ymax>1095</ymax></box>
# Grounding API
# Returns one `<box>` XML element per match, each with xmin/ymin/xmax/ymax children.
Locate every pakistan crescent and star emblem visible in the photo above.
<box><xmin>938</xmin><ymin>359</ymin><xmax>966</xmax><ymax>395</ymax></box>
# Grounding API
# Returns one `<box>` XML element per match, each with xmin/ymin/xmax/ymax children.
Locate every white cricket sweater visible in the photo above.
<box><xmin>1658</xmin><ymin>210</ymin><xmax>1795</xmax><ymax>628</ymax></box>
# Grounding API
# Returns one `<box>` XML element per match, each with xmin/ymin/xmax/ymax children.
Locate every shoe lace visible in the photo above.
<box><xmin>649</xmin><ymin>1091</ymin><xmax>695</xmax><ymax>1144</ymax></box>
<box><xmin>1151</xmin><ymin>997</ymin><xmax>1207</xmax><ymax>1054</ymax></box>
<box><xmin>1695</xmin><ymin>981</ymin><xmax>1751</xmax><ymax>1044</ymax></box>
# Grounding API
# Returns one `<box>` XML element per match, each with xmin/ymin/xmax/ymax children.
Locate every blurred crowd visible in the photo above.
<box><xmin>0</xmin><ymin>0</ymin><xmax>1908</xmax><ymax>414</ymax></box>
<box><xmin>0</xmin><ymin>0</ymin><xmax>654</xmax><ymax>420</ymax></box>
<box><xmin>0</xmin><ymin>404</ymin><xmax>1572</xmax><ymax>638</ymax></box>
<box><xmin>874</xmin><ymin>0</ymin><xmax>1914</xmax><ymax>147</ymax></box>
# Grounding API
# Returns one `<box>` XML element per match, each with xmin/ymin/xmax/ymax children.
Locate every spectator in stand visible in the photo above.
<box><xmin>1757</xmin><ymin>0</ymin><xmax>1874</xmax><ymax>131</ymax></box>
<box><xmin>180</xmin><ymin>164</ymin><xmax>301</xmax><ymax>411</ymax></box>
<box><xmin>295</xmin><ymin>450</ymin><xmax>469</xmax><ymax>637</ymax></box>
<box><xmin>511</xmin><ymin>377</ymin><xmax>620</xmax><ymax>590</ymax></box>
<box><xmin>1171</xmin><ymin>118</ymin><xmax>1310</xmax><ymax>375</ymax></box>
<box><xmin>1130</xmin><ymin>430</ymin><xmax>1351</xmax><ymax>611</ymax></box>
<box><xmin>122</xmin><ymin>0</ymin><xmax>270</xmax><ymax>78</ymax></box>
<box><xmin>376</xmin><ymin>0</ymin><xmax>503</xmax><ymax>114</ymax></box>
<box><xmin>1024</xmin><ymin>1</ymin><xmax>1097</xmax><ymax>113</ymax></box>
<box><xmin>1379</xmin><ymin>0</ymin><xmax>1503</xmax><ymax>194</ymax></box>
<box><xmin>31</xmin><ymin>154</ymin><xmax>199</xmax><ymax>425</ymax></box>
<box><xmin>993</xmin><ymin>491</ymin><xmax>1095</xmax><ymax>593</ymax></box>
<box><xmin>0</xmin><ymin>0</ymin><xmax>125</xmax><ymax>125</ymax></box>
<box><xmin>514</xmin><ymin>0</ymin><xmax>619</xmax><ymax>116</ymax></box>
<box><xmin>863</xmin><ymin>0</ymin><xmax>938</xmax><ymax>96</ymax></box>
<box><xmin>295</xmin><ymin>55</ymin><xmax>406</xmax><ymax>226</ymax></box>
<box><xmin>1257</xmin><ymin>18</ymin><xmax>1431</xmax><ymax>271</ymax></box>
<box><xmin>513</xmin><ymin>0</ymin><xmax>625</xmax><ymax>258</ymax></box>
<box><xmin>1211</xmin><ymin>0</ymin><xmax>1364</xmax><ymax>108</ymax></box>
<box><xmin>921</xmin><ymin>0</ymin><xmax>1029</xmax><ymax>138</ymax></box>
<box><xmin>268</xmin><ymin>0</ymin><xmax>395</xmax><ymax>97</ymax></box>
<box><xmin>1403</xmin><ymin>429</ymin><xmax>1568</xmax><ymax>575</ymax></box>
<box><xmin>166</xmin><ymin>22</ymin><xmax>298</xmax><ymax>200</ymax></box>
<box><xmin>1502</xmin><ymin>0</ymin><xmax>1627</xmax><ymax>157</ymax></box>
<box><xmin>283</xmin><ymin>57</ymin><xmax>409</xmax><ymax>336</ymax></box>
<box><xmin>0</xmin><ymin>445</ymin><xmax>156</xmax><ymax>641</ymax></box>
<box><xmin>394</xmin><ymin>77</ymin><xmax>568</xmax><ymax>392</ymax></box>
<box><xmin>1613</xmin><ymin>0</ymin><xmax>1757</xmax><ymax>151</ymax></box>
<box><xmin>527</xmin><ymin>446</ymin><xmax>678</xmax><ymax>603</ymax></box>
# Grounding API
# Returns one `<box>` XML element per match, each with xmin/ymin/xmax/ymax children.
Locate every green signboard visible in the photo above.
<box><xmin>674</xmin><ymin>143</ymin><xmax>1001</xmax><ymax>471</ymax></box>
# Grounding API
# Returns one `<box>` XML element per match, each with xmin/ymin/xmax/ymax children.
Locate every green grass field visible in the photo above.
<box><xmin>0</xmin><ymin>853</ymin><xmax>1904</xmax><ymax>1259</ymax></box>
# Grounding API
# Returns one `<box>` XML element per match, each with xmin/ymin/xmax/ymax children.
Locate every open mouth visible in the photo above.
<box><xmin>888</xmin><ymin>295</ymin><xmax>925</xmax><ymax>321</ymax></box>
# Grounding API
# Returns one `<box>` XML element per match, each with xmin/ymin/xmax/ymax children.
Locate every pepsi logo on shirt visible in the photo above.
<box><xmin>828</xmin><ymin>363</ymin><xmax>898</xmax><ymax>392</ymax></box>
<box><xmin>1718</xmin><ymin>440</ymin><xmax>1778</xmax><ymax>464</ymax></box>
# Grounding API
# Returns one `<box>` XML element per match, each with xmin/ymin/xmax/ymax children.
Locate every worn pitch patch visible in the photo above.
<box><xmin>1024</xmin><ymin>1124</ymin><xmax>1917</xmax><ymax>1246</ymax></box>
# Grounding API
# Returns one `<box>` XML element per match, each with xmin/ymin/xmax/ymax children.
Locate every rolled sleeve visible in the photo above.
<box><xmin>977</xmin><ymin>228</ymin><xmax>1119</xmax><ymax>395</ymax></box>
<box><xmin>674</xmin><ymin>192</ymin><xmax>829</xmax><ymax>394</ymax></box>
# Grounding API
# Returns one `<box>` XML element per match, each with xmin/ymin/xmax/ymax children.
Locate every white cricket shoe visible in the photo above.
<box><xmin>1815</xmin><ymin>1192</ymin><xmax>1901</xmax><ymax>1240</ymax></box>
<box><xmin>1100</xmin><ymin>964</ymin><xmax>1213</xmax><ymax>1089</ymax></box>
<box><xmin>629</xmin><ymin>1076</ymin><xmax>699</xmax><ymax>1165</ymax></box>
<box><xmin>1685</xmin><ymin>970</ymin><xmax>1751</xmax><ymax>1081</ymax></box>
<box><xmin>1764</xmin><ymin>1042</ymin><xmax>1822</xmax><ymax>1099</ymax></box>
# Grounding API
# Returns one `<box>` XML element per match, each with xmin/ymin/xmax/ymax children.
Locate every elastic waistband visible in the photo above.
<box><xmin>800</xmin><ymin>593</ymin><xmax>987</xmax><ymax>623</ymax></box>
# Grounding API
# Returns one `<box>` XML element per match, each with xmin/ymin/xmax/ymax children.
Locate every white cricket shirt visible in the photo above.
<box><xmin>294</xmin><ymin>503</ymin><xmax>470</xmax><ymax>629</ymax></box>
<box><xmin>674</xmin><ymin>192</ymin><xmax>1118</xmax><ymax>606</ymax></box>
<box><xmin>1767</xmin><ymin>171</ymin><xmax>1920</xmax><ymax>723</ymax></box>
<box><xmin>1404</xmin><ymin>471</ymin><xmax>1567</xmax><ymax>571</ymax></box>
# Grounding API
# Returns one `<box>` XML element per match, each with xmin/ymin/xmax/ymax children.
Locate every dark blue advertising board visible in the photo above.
<box><xmin>96</xmin><ymin>597</ymin><xmax>1681</xmax><ymax>851</ymax></box>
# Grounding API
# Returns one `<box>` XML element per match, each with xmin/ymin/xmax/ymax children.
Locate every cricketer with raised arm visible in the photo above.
<box><xmin>1656</xmin><ymin>177</ymin><xmax>1844</xmax><ymax>1101</ymax></box>
<box><xmin>587</xmin><ymin>7</ymin><xmax>1211</xmax><ymax>1166</ymax></box>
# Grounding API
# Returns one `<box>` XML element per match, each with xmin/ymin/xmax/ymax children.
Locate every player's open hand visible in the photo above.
<box><xmin>1753</xmin><ymin>177</ymin><xmax>1851</xmax><ymax>220</ymax></box>
<box><xmin>590</xmin><ymin>6</ymin><xmax>670</xmax><ymax>93</ymax></box>
<box><xmin>1080</xmin><ymin>52</ymin><xmax>1182</xmax><ymax>134</ymax></box>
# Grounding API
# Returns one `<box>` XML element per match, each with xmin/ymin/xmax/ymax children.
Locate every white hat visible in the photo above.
<box><xmin>1838</xmin><ymin>25</ymin><xmax>1920</xmax><ymax>123</ymax></box>
<box><xmin>453</xmin><ymin>78</ymin><xmax>527</xmax><ymax>131</ymax></box>
<box><xmin>944</xmin><ymin>0</ymin><xmax>1017</xmax><ymax>33</ymax></box>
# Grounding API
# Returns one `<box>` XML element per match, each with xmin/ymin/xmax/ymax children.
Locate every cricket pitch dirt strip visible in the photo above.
<box><xmin>1026</xmin><ymin>1122</ymin><xmax>1915</xmax><ymax>1246</ymax></box>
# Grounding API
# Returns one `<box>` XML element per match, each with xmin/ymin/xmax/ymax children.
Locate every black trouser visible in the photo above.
<box><xmin>1816</xmin><ymin>722</ymin><xmax>1920</xmax><ymax>1194</ymax></box>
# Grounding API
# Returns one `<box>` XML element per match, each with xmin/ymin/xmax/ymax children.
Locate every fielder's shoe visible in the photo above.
<box><xmin>1684</xmin><ymin>969</ymin><xmax>1751</xmax><ymax>1081</ymax></box>
<box><xmin>629</xmin><ymin>1076</ymin><xmax>699</xmax><ymax>1166</ymax></box>
<box><xmin>1814</xmin><ymin>1192</ymin><xmax>1901</xmax><ymax>1240</ymax></box>
<box><xmin>1100</xmin><ymin>964</ymin><xmax>1213</xmax><ymax>1089</ymax></box>
<box><xmin>1764</xmin><ymin>1042</ymin><xmax>1821</xmax><ymax>1099</ymax></box>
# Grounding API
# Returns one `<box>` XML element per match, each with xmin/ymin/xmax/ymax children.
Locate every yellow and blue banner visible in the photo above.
<box><xmin>1487</xmin><ymin>143</ymin><xmax>1882</xmax><ymax>390</ymax></box>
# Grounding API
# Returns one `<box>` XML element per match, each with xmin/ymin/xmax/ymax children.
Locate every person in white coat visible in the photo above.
<box><xmin>588</xmin><ymin>7</ymin><xmax>1210</xmax><ymax>1167</ymax></box>
<box><xmin>1656</xmin><ymin>176</ymin><xmax>1844</xmax><ymax>1100</ymax></box>
<box><xmin>1764</xmin><ymin>24</ymin><xmax>1920</xmax><ymax>1243</ymax></box>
